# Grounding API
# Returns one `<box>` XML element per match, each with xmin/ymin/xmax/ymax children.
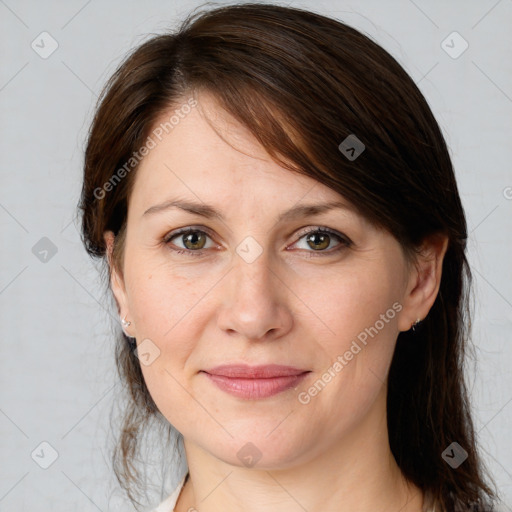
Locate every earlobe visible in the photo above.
<box><xmin>398</xmin><ymin>234</ymin><xmax>449</xmax><ymax>332</ymax></box>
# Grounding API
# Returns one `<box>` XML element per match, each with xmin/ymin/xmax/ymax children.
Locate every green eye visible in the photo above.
<box><xmin>179</xmin><ymin>231</ymin><xmax>208</xmax><ymax>250</ymax></box>
<box><xmin>164</xmin><ymin>228</ymin><xmax>214</xmax><ymax>256</ymax></box>
<box><xmin>164</xmin><ymin>226</ymin><xmax>352</xmax><ymax>258</ymax></box>
<box><xmin>293</xmin><ymin>227</ymin><xmax>352</xmax><ymax>255</ymax></box>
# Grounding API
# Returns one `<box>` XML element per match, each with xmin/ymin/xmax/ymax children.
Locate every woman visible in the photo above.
<box><xmin>78</xmin><ymin>3</ymin><xmax>498</xmax><ymax>511</ymax></box>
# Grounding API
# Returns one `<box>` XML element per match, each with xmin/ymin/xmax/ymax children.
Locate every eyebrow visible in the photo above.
<box><xmin>143</xmin><ymin>199</ymin><xmax>353</xmax><ymax>222</ymax></box>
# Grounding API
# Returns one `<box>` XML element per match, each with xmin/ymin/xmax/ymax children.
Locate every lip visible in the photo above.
<box><xmin>204</xmin><ymin>364</ymin><xmax>308</xmax><ymax>378</ymax></box>
<box><xmin>201</xmin><ymin>364</ymin><xmax>310</xmax><ymax>400</ymax></box>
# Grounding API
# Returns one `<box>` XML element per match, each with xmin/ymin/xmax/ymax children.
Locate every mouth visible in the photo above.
<box><xmin>201</xmin><ymin>364</ymin><xmax>311</xmax><ymax>400</ymax></box>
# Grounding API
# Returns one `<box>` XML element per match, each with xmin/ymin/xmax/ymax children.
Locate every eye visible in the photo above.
<box><xmin>164</xmin><ymin>227</ymin><xmax>216</xmax><ymax>256</ymax></box>
<box><xmin>290</xmin><ymin>227</ymin><xmax>352</xmax><ymax>256</ymax></box>
<box><xmin>164</xmin><ymin>226</ymin><xmax>352</xmax><ymax>258</ymax></box>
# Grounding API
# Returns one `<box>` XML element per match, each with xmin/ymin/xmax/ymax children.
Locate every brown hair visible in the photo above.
<box><xmin>79</xmin><ymin>2</ymin><xmax>498</xmax><ymax>510</ymax></box>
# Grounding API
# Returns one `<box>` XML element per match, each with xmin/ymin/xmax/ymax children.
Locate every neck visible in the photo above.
<box><xmin>175</xmin><ymin>387</ymin><xmax>424</xmax><ymax>512</ymax></box>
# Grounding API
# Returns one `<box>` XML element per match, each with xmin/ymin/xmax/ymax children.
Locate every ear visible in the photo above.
<box><xmin>104</xmin><ymin>231</ymin><xmax>131</xmax><ymax>332</ymax></box>
<box><xmin>397</xmin><ymin>234</ymin><xmax>449</xmax><ymax>332</ymax></box>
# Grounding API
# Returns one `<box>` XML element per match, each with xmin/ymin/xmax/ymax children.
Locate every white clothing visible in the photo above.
<box><xmin>152</xmin><ymin>472</ymin><xmax>437</xmax><ymax>511</ymax></box>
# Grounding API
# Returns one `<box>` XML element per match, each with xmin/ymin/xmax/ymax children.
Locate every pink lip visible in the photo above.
<box><xmin>201</xmin><ymin>364</ymin><xmax>310</xmax><ymax>400</ymax></box>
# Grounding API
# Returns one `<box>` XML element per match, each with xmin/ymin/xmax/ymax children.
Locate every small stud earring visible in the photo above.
<box><xmin>121</xmin><ymin>315</ymin><xmax>131</xmax><ymax>327</ymax></box>
<box><xmin>411</xmin><ymin>318</ymin><xmax>421</xmax><ymax>332</ymax></box>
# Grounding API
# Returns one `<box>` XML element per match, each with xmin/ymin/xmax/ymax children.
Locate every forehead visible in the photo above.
<box><xmin>129</xmin><ymin>92</ymin><xmax>348</xmax><ymax>213</ymax></box>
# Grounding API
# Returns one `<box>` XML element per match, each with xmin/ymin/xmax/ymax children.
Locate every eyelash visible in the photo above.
<box><xmin>163</xmin><ymin>226</ymin><xmax>352</xmax><ymax>258</ymax></box>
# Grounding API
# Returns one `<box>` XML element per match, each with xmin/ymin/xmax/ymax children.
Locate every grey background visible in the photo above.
<box><xmin>1</xmin><ymin>0</ymin><xmax>511</xmax><ymax>510</ymax></box>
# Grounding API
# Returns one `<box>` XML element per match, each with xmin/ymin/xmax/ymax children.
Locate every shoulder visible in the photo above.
<box><xmin>151</xmin><ymin>472</ymin><xmax>188</xmax><ymax>512</ymax></box>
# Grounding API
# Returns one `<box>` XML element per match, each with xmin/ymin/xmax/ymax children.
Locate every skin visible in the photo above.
<box><xmin>105</xmin><ymin>90</ymin><xmax>448</xmax><ymax>512</ymax></box>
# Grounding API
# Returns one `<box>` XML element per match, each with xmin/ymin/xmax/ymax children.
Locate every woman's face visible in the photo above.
<box><xmin>109</xmin><ymin>91</ymin><xmax>420</xmax><ymax>469</ymax></box>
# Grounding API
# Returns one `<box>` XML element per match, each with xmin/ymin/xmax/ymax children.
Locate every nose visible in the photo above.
<box><xmin>216</xmin><ymin>250</ymin><xmax>293</xmax><ymax>341</ymax></box>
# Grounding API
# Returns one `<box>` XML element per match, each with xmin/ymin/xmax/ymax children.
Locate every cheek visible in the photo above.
<box><xmin>124</xmin><ymin>258</ymin><xmax>218</xmax><ymax>427</ymax></box>
<box><xmin>301</xmin><ymin>261</ymin><xmax>402</xmax><ymax>353</ymax></box>
<box><xmin>125</xmin><ymin>254</ymin><xmax>210</xmax><ymax>340</ymax></box>
<box><xmin>130</xmin><ymin>277</ymin><xmax>206</xmax><ymax>380</ymax></box>
<box><xmin>297</xmin><ymin>264</ymin><xmax>401</xmax><ymax>415</ymax></box>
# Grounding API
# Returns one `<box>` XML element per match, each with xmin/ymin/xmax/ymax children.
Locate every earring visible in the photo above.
<box><xmin>411</xmin><ymin>318</ymin><xmax>421</xmax><ymax>332</ymax></box>
<box><xmin>120</xmin><ymin>315</ymin><xmax>136</xmax><ymax>343</ymax></box>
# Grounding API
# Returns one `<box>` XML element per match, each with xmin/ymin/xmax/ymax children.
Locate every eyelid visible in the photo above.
<box><xmin>163</xmin><ymin>225</ymin><xmax>216</xmax><ymax>243</ymax></box>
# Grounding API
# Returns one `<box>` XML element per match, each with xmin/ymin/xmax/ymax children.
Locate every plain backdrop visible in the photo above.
<box><xmin>1</xmin><ymin>0</ymin><xmax>511</xmax><ymax>510</ymax></box>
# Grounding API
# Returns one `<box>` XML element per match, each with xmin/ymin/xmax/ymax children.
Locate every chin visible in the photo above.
<box><xmin>200</xmin><ymin>430</ymin><xmax>311</xmax><ymax>471</ymax></box>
